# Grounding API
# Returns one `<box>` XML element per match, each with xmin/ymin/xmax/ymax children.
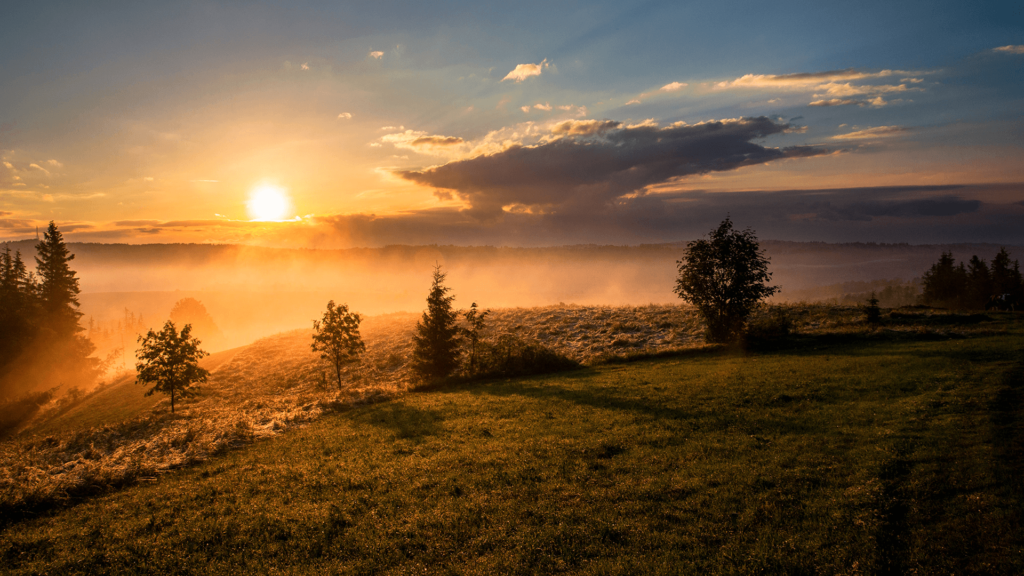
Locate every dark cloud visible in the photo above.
<box><xmin>302</xmin><ymin>184</ymin><xmax>1024</xmax><ymax>247</ymax></box>
<box><xmin>400</xmin><ymin>117</ymin><xmax>828</xmax><ymax>216</ymax></box>
<box><xmin>410</xmin><ymin>136</ymin><xmax>463</xmax><ymax>146</ymax></box>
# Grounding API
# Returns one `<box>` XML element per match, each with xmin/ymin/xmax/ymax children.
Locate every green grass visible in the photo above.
<box><xmin>2</xmin><ymin>330</ymin><xmax>1023</xmax><ymax>574</ymax></box>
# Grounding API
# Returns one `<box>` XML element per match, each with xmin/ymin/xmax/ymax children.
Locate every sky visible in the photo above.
<box><xmin>1</xmin><ymin>0</ymin><xmax>1022</xmax><ymax>247</ymax></box>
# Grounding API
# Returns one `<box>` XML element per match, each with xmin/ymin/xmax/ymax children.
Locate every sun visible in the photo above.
<box><xmin>247</xmin><ymin>184</ymin><xmax>291</xmax><ymax>221</ymax></box>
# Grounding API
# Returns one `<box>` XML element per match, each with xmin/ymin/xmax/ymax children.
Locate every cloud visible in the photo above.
<box><xmin>549</xmin><ymin>119</ymin><xmax>620</xmax><ymax>136</ymax></box>
<box><xmin>370</xmin><ymin>51</ymin><xmax>384</xmax><ymax>59</ymax></box>
<box><xmin>502</xmin><ymin>59</ymin><xmax>548</xmax><ymax>82</ymax></box>
<box><xmin>533</xmin><ymin>103</ymin><xmax>552</xmax><ymax>111</ymax></box>
<box><xmin>398</xmin><ymin>117</ymin><xmax>828</xmax><ymax>216</ymax></box>
<box><xmin>717</xmin><ymin>69</ymin><xmax>900</xmax><ymax>89</ymax></box>
<box><xmin>993</xmin><ymin>45</ymin><xmax>1024</xmax><ymax>54</ymax></box>
<box><xmin>626</xmin><ymin>99</ymin><xmax>641</xmax><ymax>105</ymax></box>
<box><xmin>301</xmin><ymin>63</ymin><xmax>310</xmax><ymax>71</ymax></box>
<box><xmin>46</xmin><ymin>159</ymin><xmax>62</xmax><ymax>167</ymax></box>
<box><xmin>808</xmin><ymin>96</ymin><xmax>887</xmax><ymax>107</ymax></box>
<box><xmin>660</xmin><ymin>82</ymin><xmax>687</xmax><ymax>92</ymax></box>
<box><xmin>814</xmin><ymin>82</ymin><xmax>909</xmax><ymax>97</ymax></box>
<box><xmin>337</xmin><ymin>112</ymin><xmax>352</xmax><ymax>120</ymax></box>
<box><xmin>808</xmin><ymin>98</ymin><xmax>860</xmax><ymax>107</ymax></box>
<box><xmin>521</xmin><ymin>106</ymin><xmax>531</xmax><ymax>113</ymax></box>
<box><xmin>831</xmin><ymin>126</ymin><xmax>911</xmax><ymax>140</ymax></box>
<box><xmin>410</xmin><ymin>136</ymin><xmax>464</xmax><ymax>147</ymax></box>
<box><xmin>381</xmin><ymin>130</ymin><xmax>465</xmax><ymax>154</ymax></box>
<box><xmin>28</xmin><ymin>163</ymin><xmax>51</xmax><ymax>176</ymax></box>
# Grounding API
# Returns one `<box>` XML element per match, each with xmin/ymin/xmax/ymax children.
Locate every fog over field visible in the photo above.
<box><xmin>3</xmin><ymin>239</ymin><xmax>1019</xmax><ymax>353</ymax></box>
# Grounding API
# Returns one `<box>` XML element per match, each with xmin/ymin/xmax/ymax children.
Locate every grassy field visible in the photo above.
<box><xmin>2</xmin><ymin>317</ymin><xmax>1022</xmax><ymax>574</ymax></box>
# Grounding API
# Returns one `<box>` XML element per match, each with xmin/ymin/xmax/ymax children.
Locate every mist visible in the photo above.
<box><xmin>4</xmin><ymin>239</ymin><xmax>1020</xmax><ymax>362</ymax></box>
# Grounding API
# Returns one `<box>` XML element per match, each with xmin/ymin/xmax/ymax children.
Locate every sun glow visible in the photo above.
<box><xmin>247</xmin><ymin>184</ymin><xmax>291</xmax><ymax>221</ymax></box>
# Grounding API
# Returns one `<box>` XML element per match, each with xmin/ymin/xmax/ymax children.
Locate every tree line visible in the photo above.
<box><xmin>921</xmin><ymin>249</ymin><xmax>1024</xmax><ymax>310</ymax></box>
<box><xmin>0</xmin><ymin>222</ymin><xmax>98</xmax><ymax>399</ymax></box>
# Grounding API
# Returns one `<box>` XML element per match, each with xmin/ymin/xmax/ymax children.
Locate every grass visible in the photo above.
<box><xmin>2</xmin><ymin>317</ymin><xmax>1022</xmax><ymax>574</ymax></box>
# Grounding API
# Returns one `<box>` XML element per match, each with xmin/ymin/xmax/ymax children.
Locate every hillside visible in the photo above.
<box><xmin>2</xmin><ymin>310</ymin><xmax>1022</xmax><ymax>574</ymax></box>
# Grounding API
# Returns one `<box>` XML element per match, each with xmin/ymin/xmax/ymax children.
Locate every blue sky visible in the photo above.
<box><xmin>1</xmin><ymin>1</ymin><xmax>1022</xmax><ymax>246</ymax></box>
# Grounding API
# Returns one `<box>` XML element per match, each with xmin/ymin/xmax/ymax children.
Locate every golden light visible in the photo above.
<box><xmin>247</xmin><ymin>184</ymin><xmax>291</xmax><ymax>221</ymax></box>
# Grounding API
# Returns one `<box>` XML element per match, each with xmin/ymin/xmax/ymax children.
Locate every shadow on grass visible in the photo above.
<box><xmin>991</xmin><ymin>352</ymin><xmax>1024</xmax><ymax>496</ymax></box>
<box><xmin>349</xmin><ymin>401</ymin><xmax>445</xmax><ymax>439</ymax></box>
<box><xmin>451</xmin><ymin>369</ymin><xmax>697</xmax><ymax>422</ymax></box>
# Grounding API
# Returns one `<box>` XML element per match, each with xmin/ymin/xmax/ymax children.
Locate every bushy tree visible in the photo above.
<box><xmin>136</xmin><ymin>321</ymin><xmax>209</xmax><ymax>413</ymax></box>
<box><xmin>170</xmin><ymin>297</ymin><xmax>224</xmax><ymax>347</ymax></box>
<box><xmin>674</xmin><ymin>217</ymin><xmax>779</xmax><ymax>343</ymax></box>
<box><xmin>311</xmin><ymin>300</ymin><xmax>365</xmax><ymax>389</ymax></box>
<box><xmin>462</xmin><ymin>302</ymin><xmax>489</xmax><ymax>375</ymax></box>
<box><xmin>411</xmin><ymin>265</ymin><xmax>462</xmax><ymax>380</ymax></box>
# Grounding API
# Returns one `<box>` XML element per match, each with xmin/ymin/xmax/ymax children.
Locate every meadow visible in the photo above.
<box><xmin>1</xmin><ymin>306</ymin><xmax>1022</xmax><ymax>573</ymax></box>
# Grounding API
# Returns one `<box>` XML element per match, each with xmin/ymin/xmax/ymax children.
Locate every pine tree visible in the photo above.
<box><xmin>965</xmin><ymin>255</ymin><xmax>993</xmax><ymax>309</ymax></box>
<box><xmin>0</xmin><ymin>248</ymin><xmax>38</xmax><ymax>378</ymax></box>
<box><xmin>411</xmin><ymin>265</ymin><xmax>462</xmax><ymax>380</ymax></box>
<box><xmin>991</xmin><ymin>248</ymin><xmax>1024</xmax><ymax>299</ymax></box>
<box><xmin>35</xmin><ymin>221</ymin><xmax>83</xmax><ymax>332</ymax></box>
<box><xmin>921</xmin><ymin>252</ymin><xmax>967</xmax><ymax>308</ymax></box>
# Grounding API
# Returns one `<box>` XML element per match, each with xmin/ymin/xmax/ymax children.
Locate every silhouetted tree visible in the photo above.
<box><xmin>311</xmin><ymin>300</ymin><xmax>365</xmax><ymax>390</ymax></box>
<box><xmin>965</xmin><ymin>255</ymin><xmax>993</xmax><ymax>309</ymax></box>
<box><xmin>921</xmin><ymin>252</ymin><xmax>967</xmax><ymax>308</ymax></box>
<box><xmin>170</xmin><ymin>297</ymin><xmax>224</xmax><ymax>347</ymax></box>
<box><xmin>674</xmin><ymin>217</ymin><xmax>779</xmax><ymax>343</ymax></box>
<box><xmin>991</xmin><ymin>248</ymin><xmax>1024</xmax><ymax>299</ymax></box>
<box><xmin>411</xmin><ymin>265</ymin><xmax>462</xmax><ymax>380</ymax></box>
<box><xmin>136</xmin><ymin>321</ymin><xmax>209</xmax><ymax>413</ymax></box>
<box><xmin>864</xmin><ymin>292</ymin><xmax>881</xmax><ymax>325</ymax></box>
<box><xmin>35</xmin><ymin>221</ymin><xmax>83</xmax><ymax>332</ymax></box>
<box><xmin>0</xmin><ymin>248</ymin><xmax>37</xmax><ymax>371</ymax></box>
<box><xmin>462</xmin><ymin>302</ymin><xmax>489</xmax><ymax>375</ymax></box>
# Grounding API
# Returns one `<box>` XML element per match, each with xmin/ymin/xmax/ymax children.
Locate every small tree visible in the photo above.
<box><xmin>136</xmin><ymin>321</ymin><xmax>209</xmax><ymax>413</ymax></box>
<box><xmin>462</xmin><ymin>302</ymin><xmax>490</xmax><ymax>375</ymax></box>
<box><xmin>674</xmin><ymin>217</ymin><xmax>779</xmax><ymax>343</ymax></box>
<box><xmin>411</xmin><ymin>264</ymin><xmax>462</xmax><ymax>380</ymax></box>
<box><xmin>864</xmin><ymin>292</ymin><xmax>882</xmax><ymax>325</ymax></box>
<box><xmin>311</xmin><ymin>300</ymin><xmax>365</xmax><ymax>389</ymax></box>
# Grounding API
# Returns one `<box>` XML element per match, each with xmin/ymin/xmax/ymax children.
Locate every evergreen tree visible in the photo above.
<box><xmin>921</xmin><ymin>252</ymin><xmax>967</xmax><ymax>308</ymax></box>
<box><xmin>0</xmin><ymin>248</ymin><xmax>38</xmax><ymax>379</ymax></box>
<box><xmin>965</xmin><ymin>255</ymin><xmax>993</xmax><ymax>309</ymax></box>
<box><xmin>411</xmin><ymin>265</ymin><xmax>462</xmax><ymax>380</ymax></box>
<box><xmin>991</xmin><ymin>248</ymin><xmax>1024</xmax><ymax>299</ymax></box>
<box><xmin>35</xmin><ymin>221</ymin><xmax>83</xmax><ymax>332</ymax></box>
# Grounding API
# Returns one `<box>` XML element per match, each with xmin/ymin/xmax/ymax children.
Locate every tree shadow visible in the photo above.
<box><xmin>348</xmin><ymin>401</ymin><xmax>445</xmax><ymax>439</ymax></box>
<box><xmin>457</xmin><ymin>370</ymin><xmax>696</xmax><ymax>422</ymax></box>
